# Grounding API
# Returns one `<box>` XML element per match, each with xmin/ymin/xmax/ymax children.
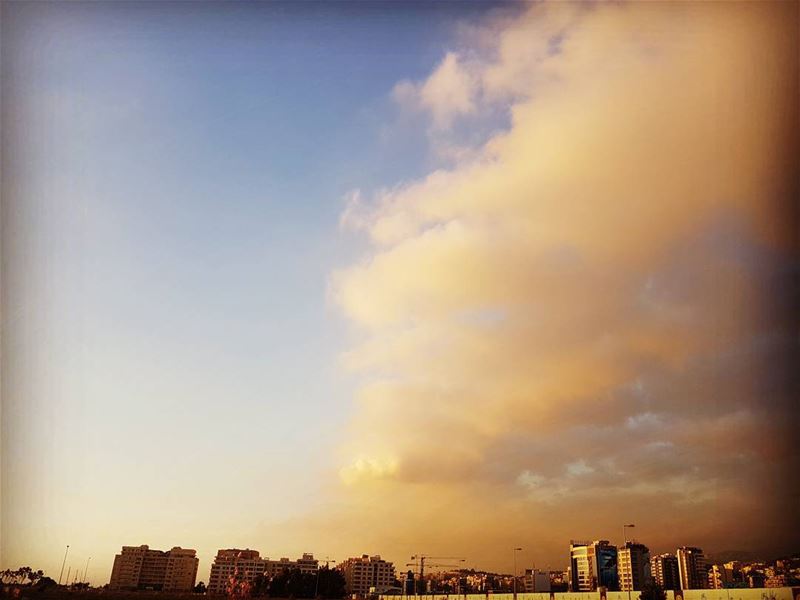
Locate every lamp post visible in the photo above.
<box><xmin>58</xmin><ymin>545</ymin><xmax>70</xmax><ymax>585</ymax></box>
<box><xmin>84</xmin><ymin>557</ymin><xmax>92</xmax><ymax>585</ymax></box>
<box><xmin>315</xmin><ymin>557</ymin><xmax>334</xmax><ymax>599</ymax></box>
<box><xmin>513</xmin><ymin>548</ymin><xmax>523</xmax><ymax>600</ymax></box>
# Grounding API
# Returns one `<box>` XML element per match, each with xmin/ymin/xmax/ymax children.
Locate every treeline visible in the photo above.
<box><xmin>1</xmin><ymin>568</ymin><xmax>45</xmax><ymax>587</ymax></box>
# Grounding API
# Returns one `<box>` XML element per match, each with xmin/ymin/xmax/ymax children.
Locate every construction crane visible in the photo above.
<box><xmin>408</xmin><ymin>556</ymin><xmax>466</xmax><ymax>593</ymax></box>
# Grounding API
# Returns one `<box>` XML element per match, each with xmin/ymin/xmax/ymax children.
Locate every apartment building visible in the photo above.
<box><xmin>208</xmin><ymin>549</ymin><xmax>268</xmax><ymax>596</ymax></box>
<box><xmin>207</xmin><ymin>550</ymin><xmax>320</xmax><ymax>595</ymax></box>
<box><xmin>677</xmin><ymin>547</ymin><xmax>708</xmax><ymax>590</ymax></box>
<box><xmin>338</xmin><ymin>555</ymin><xmax>396</xmax><ymax>596</ymax></box>
<box><xmin>618</xmin><ymin>542</ymin><xmax>650</xmax><ymax>591</ymax></box>
<box><xmin>264</xmin><ymin>554</ymin><xmax>319</xmax><ymax>577</ymax></box>
<box><xmin>109</xmin><ymin>545</ymin><xmax>198</xmax><ymax>592</ymax></box>
<box><xmin>651</xmin><ymin>554</ymin><xmax>680</xmax><ymax>591</ymax></box>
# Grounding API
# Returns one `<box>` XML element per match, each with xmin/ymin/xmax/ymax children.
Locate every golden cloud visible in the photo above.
<box><xmin>324</xmin><ymin>1</ymin><xmax>798</xmax><ymax>564</ymax></box>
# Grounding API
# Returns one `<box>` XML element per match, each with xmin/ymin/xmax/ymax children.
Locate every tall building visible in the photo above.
<box><xmin>569</xmin><ymin>540</ymin><xmax>619</xmax><ymax>591</ymax></box>
<box><xmin>651</xmin><ymin>554</ymin><xmax>680</xmax><ymax>591</ymax></box>
<box><xmin>338</xmin><ymin>555</ymin><xmax>396</xmax><ymax>596</ymax></box>
<box><xmin>207</xmin><ymin>549</ymin><xmax>268</xmax><ymax>596</ymax></box>
<box><xmin>677</xmin><ymin>547</ymin><xmax>708</xmax><ymax>590</ymax></box>
<box><xmin>618</xmin><ymin>542</ymin><xmax>651</xmax><ymax>591</ymax></box>
<box><xmin>109</xmin><ymin>545</ymin><xmax>198</xmax><ymax>592</ymax></box>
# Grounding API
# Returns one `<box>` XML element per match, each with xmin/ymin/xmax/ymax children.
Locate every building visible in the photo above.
<box><xmin>338</xmin><ymin>555</ymin><xmax>396</xmax><ymax>596</ymax></box>
<box><xmin>569</xmin><ymin>540</ymin><xmax>619</xmax><ymax>591</ymax></box>
<box><xmin>295</xmin><ymin>554</ymin><xmax>320</xmax><ymax>574</ymax></box>
<box><xmin>109</xmin><ymin>545</ymin><xmax>198</xmax><ymax>592</ymax></box>
<box><xmin>207</xmin><ymin>549</ymin><xmax>269</xmax><ymax>596</ymax></box>
<box><xmin>677</xmin><ymin>547</ymin><xmax>708</xmax><ymax>590</ymax></box>
<box><xmin>618</xmin><ymin>542</ymin><xmax>650</xmax><ymax>591</ymax></box>
<box><xmin>401</xmin><ymin>570</ymin><xmax>416</xmax><ymax>595</ymax></box>
<box><xmin>263</xmin><ymin>555</ymin><xmax>318</xmax><ymax>577</ymax></box>
<box><xmin>523</xmin><ymin>568</ymin><xmax>551</xmax><ymax>592</ymax></box>
<box><xmin>207</xmin><ymin>550</ymin><xmax>320</xmax><ymax>595</ymax></box>
<box><xmin>651</xmin><ymin>554</ymin><xmax>680</xmax><ymax>591</ymax></box>
<box><xmin>708</xmin><ymin>564</ymin><xmax>733</xmax><ymax>589</ymax></box>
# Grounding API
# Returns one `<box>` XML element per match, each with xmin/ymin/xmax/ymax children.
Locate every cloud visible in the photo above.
<box><xmin>327</xmin><ymin>1</ymin><xmax>798</xmax><ymax>566</ymax></box>
<box><xmin>393</xmin><ymin>52</ymin><xmax>477</xmax><ymax>131</ymax></box>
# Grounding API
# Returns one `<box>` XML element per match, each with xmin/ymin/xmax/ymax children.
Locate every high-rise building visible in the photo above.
<box><xmin>338</xmin><ymin>555</ymin><xmax>396</xmax><ymax>596</ymax></box>
<box><xmin>618</xmin><ymin>542</ymin><xmax>650</xmax><ymax>591</ymax></box>
<box><xmin>569</xmin><ymin>540</ymin><xmax>619</xmax><ymax>591</ymax></box>
<box><xmin>677</xmin><ymin>547</ymin><xmax>708</xmax><ymax>590</ymax></box>
<box><xmin>109</xmin><ymin>545</ymin><xmax>198</xmax><ymax>592</ymax></box>
<box><xmin>651</xmin><ymin>554</ymin><xmax>680</xmax><ymax>591</ymax></box>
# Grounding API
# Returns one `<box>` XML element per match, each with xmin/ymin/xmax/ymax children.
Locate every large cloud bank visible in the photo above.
<box><xmin>328</xmin><ymin>2</ymin><xmax>798</xmax><ymax>565</ymax></box>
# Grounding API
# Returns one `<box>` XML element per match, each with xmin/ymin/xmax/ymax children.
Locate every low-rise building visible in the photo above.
<box><xmin>524</xmin><ymin>568</ymin><xmax>551</xmax><ymax>592</ymax></box>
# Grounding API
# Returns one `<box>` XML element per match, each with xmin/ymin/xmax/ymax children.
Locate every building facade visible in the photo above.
<box><xmin>207</xmin><ymin>550</ymin><xmax>319</xmax><ymax>595</ymax></box>
<box><xmin>651</xmin><ymin>554</ymin><xmax>680</xmax><ymax>591</ymax></box>
<box><xmin>569</xmin><ymin>540</ymin><xmax>619</xmax><ymax>591</ymax></box>
<box><xmin>524</xmin><ymin>569</ymin><xmax>551</xmax><ymax>592</ymax></box>
<box><xmin>338</xmin><ymin>555</ymin><xmax>396</xmax><ymax>596</ymax></box>
<box><xmin>109</xmin><ymin>545</ymin><xmax>198</xmax><ymax>592</ymax></box>
<box><xmin>677</xmin><ymin>547</ymin><xmax>708</xmax><ymax>590</ymax></box>
<box><xmin>618</xmin><ymin>542</ymin><xmax>651</xmax><ymax>591</ymax></box>
<box><xmin>708</xmin><ymin>564</ymin><xmax>734</xmax><ymax>589</ymax></box>
<box><xmin>207</xmin><ymin>549</ymin><xmax>268</xmax><ymax>596</ymax></box>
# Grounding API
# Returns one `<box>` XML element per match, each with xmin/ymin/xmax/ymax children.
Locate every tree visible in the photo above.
<box><xmin>316</xmin><ymin>567</ymin><xmax>346</xmax><ymax>599</ymax></box>
<box><xmin>640</xmin><ymin>581</ymin><xmax>667</xmax><ymax>600</ymax></box>
<box><xmin>257</xmin><ymin>568</ymin><xmax>345</xmax><ymax>599</ymax></box>
<box><xmin>194</xmin><ymin>581</ymin><xmax>207</xmax><ymax>594</ymax></box>
<box><xmin>1</xmin><ymin>568</ymin><xmax>44</xmax><ymax>586</ymax></box>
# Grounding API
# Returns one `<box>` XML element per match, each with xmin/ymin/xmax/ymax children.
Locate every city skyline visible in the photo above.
<box><xmin>42</xmin><ymin>538</ymin><xmax>800</xmax><ymax>594</ymax></box>
<box><xmin>2</xmin><ymin>0</ymin><xmax>798</xmax><ymax>590</ymax></box>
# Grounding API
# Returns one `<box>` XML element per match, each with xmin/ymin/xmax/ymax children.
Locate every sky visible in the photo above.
<box><xmin>1</xmin><ymin>0</ymin><xmax>798</xmax><ymax>587</ymax></box>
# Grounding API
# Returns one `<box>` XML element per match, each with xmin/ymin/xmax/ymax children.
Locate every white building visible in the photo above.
<box><xmin>208</xmin><ymin>549</ymin><xmax>267</xmax><ymax>596</ymax></box>
<box><xmin>208</xmin><ymin>550</ymin><xmax>319</xmax><ymax>595</ymax></box>
<box><xmin>339</xmin><ymin>555</ymin><xmax>396</xmax><ymax>596</ymax></box>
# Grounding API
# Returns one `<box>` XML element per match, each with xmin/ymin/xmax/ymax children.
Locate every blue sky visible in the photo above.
<box><xmin>3</xmin><ymin>0</ymin><xmax>514</xmax><ymax>578</ymax></box>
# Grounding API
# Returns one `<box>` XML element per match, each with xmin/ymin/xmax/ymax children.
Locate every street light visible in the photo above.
<box><xmin>512</xmin><ymin>548</ymin><xmax>523</xmax><ymax>600</ymax></box>
<box><xmin>58</xmin><ymin>545</ymin><xmax>70</xmax><ymax>586</ymax></box>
